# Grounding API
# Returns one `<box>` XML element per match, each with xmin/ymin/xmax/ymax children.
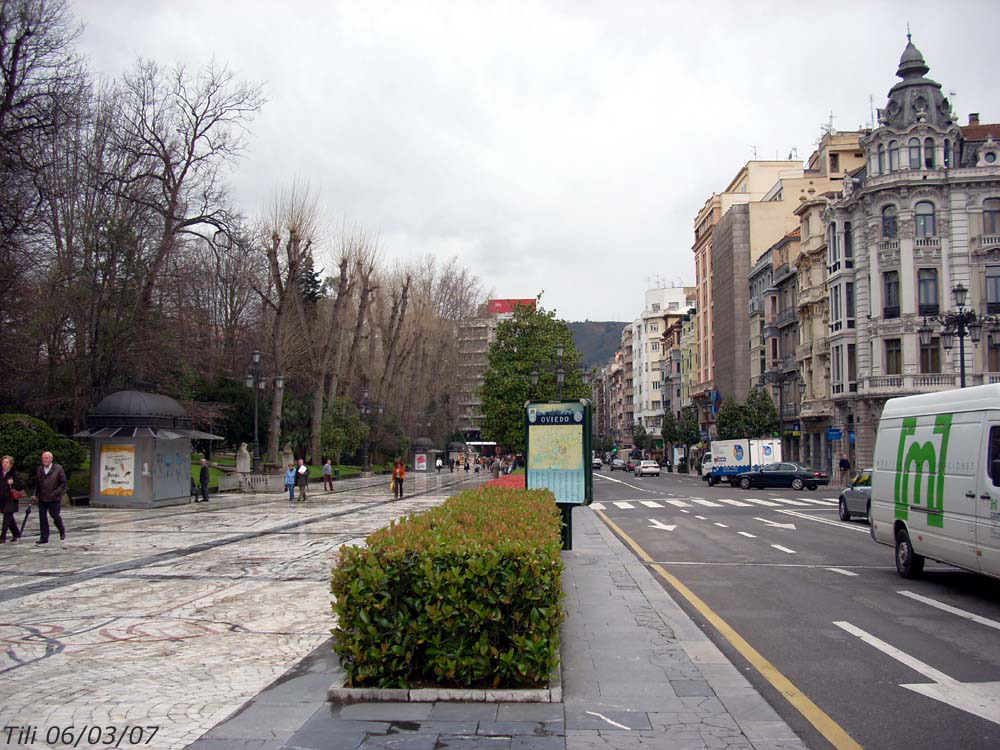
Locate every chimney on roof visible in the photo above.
<box><xmin>969</xmin><ymin>113</ymin><xmax>980</xmax><ymax>126</ymax></box>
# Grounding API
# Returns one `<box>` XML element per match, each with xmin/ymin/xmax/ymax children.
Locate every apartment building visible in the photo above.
<box><xmin>827</xmin><ymin>39</ymin><xmax>1000</xmax><ymax>467</ymax></box>
<box><xmin>456</xmin><ymin>298</ymin><xmax>535</xmax><ymax>440</ymax></box>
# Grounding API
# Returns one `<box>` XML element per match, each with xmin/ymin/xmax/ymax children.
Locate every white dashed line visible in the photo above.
<box><xmin>898</xmin><ymin>590</ymin><xmax>1000</xmax><ymax>631</ymax></box>
<box><xmin>743</xmin><ymin>498</ymin><xmax>781</xmax><ymax>507</ymax></box>
<box><xmin>772</xmin><ymin>498</ymin><xmax>811</xmax><ymax>506</ymax></box>
<box><xmin>717</xmin><ymin>498</ymin><xmax>753</xmax><ymax>507</ymax></box>
<box><xmin>827</xmin><ymin>568</ymin><xmax>859</xmax><ymax>576</ymax></box>
<box><xmin>771</xmin><ymin>544</ymin><xmax>797</xmax><ymax>554</ymax></box>
<box><xmin>666</xmin><ymin>500</ymin><xmax>692</xmax><ymax>508</ymax></box>
<box><xmin>613</xmin><ymin>501</ymin><xmax>635</xmax><ymax>509</ymax></box>
<box><xmin>714</xmin><ymin>522</ymin><xmax>728</xmax><ymax>528</ymax></box>
<box><xmin>738</xmin><ymin>531</ymin><xmax>756</xmax><ymax>538</ymax></box>
<box><xmin>590</xmin><ymin>502</ymin><xmax>606</xmax><ymax>510</ymax></box>
<box><xmin>639</xmin><ymin>500</ymin><xmax>664</xmax><ymax>508</ymax></box>
<box><xmin>695</xmin><ymin>515</ymin><xmax>707</xmax><ymax>520</ymax></box>
<box><xmin>692</xmin><ymin>498</ymin><xmax>723</xmax><ymax>508</ymax></box>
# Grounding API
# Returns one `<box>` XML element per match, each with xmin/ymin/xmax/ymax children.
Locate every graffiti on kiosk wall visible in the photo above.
<box><xmin>154</xmin><ymin>446</ymin><xmax>189</xmax><ymax>485</ymax></box>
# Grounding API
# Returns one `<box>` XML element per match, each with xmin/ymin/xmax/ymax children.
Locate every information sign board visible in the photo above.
<box><xmin>525</xmin><ymin>400</ymin><xmax>592</xmax><ymax>505</ymax></box>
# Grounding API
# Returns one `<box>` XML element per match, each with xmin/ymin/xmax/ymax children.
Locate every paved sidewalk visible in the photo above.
<box><xmin>191</xmin><ymin>508</ymin><xmax>809</xmax><ymax>750</ymax></box>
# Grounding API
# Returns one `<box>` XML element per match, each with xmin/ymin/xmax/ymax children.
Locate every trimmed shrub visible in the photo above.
<box><xmin>0</xmin><ymin>413</ymin><xmax>86</xmax><ymax>480</ymax></box>
<box><xmin>331</xmin><ymin>486</ymin><xmax>564</xmax><ymax>689</ymax></box>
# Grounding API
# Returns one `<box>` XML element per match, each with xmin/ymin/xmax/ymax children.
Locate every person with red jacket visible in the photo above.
<box><xmin>392</xmin><ymin>459</ymin><xmax>406</xmax><ymax>500</ymax></box>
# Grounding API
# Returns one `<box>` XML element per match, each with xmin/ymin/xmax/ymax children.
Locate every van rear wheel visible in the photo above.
<box><xmin>895</xmin><ymin>527</ymin><xmax>925</xmax><ymax>579</ymax></box>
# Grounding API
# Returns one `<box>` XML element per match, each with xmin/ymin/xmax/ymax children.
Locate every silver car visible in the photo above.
<box><xmin>634</xmin><ymin>460</ymin><xmax>661</xmax><ymax>478</ymax></box>
<box><xmin>839</xmin><ymin>469</ymin><xmax>872</xmax><ymax>523</ymax></box>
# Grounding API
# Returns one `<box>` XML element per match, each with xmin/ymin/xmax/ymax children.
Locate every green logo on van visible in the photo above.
<box><xmin>893</xmin><ymin>413</ymin><xmax>952</xmax><ymax>528</ymax></box>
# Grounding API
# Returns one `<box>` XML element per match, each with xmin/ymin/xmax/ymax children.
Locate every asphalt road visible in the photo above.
<box><xmin>588</xmin><ymin>467</ymin><xmax>1000</xmax><ymax>750</ymax></box>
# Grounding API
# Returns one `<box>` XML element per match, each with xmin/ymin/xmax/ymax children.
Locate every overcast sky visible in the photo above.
<box><xmin>73</xmin><ymin>0</ymin><xmax>998</xmax><ymax>321</ymax></box>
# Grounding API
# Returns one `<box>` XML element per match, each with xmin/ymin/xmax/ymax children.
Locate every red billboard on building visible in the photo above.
<box><xmin>487</xmin><ymin>298</ymin><xmax>536</xmax><ymax>315</ymax></box>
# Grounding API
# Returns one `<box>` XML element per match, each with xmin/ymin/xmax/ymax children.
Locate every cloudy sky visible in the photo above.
<box><xmin>73</xmin><ymin>0</ymin><xmax>998</xmax><ymax>321</ymax></box>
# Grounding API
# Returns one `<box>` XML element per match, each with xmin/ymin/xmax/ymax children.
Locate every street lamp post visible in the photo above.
<box><xmin>245</xmin><ymin>349</ymin><xmax>284</xmax><ymax>473</ymax></box>
<box><xmin>358</xmin><ymin>381</ymin><xmax>384</xmax><ymax>477</ymax></box>
<box><xmin>918</xmin><ymin>283</ymin><xmax>997</xmax><ymax>388</ymax></box>
<box><xmin>762</xmin><ymin>369</ymin><xmax>805</xmax><ymax>459</ymax></box>
<box><xmin>530</xmin><ymin>342</ymin><xmax>584</xmax><ymax>400</ymax></box>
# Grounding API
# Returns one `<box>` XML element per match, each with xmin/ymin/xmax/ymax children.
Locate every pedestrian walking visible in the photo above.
<box><xmin>34</xmin><ymin>451</ymin><xmax>67</xmax><ymax>545</ymax></box>
<box><xmin>491</xmin><ymin>459</ymin><xmax>500</xmax><ymax>479</ymax></box>
<box><xmin>2</xmin><ymin>455</ymin><xmax>25</xmax><ymax>544</ymax></box>
<box><xmin>284</xmin><ymin>463</ymin><xmax>296</xmax><ymax>503</ymax></box>
<box><xmin>391</xmin><ymin>459</ymin><xmax>406</xmax><ymax>499</ymax></box>
<box><xmin>838</xmin><ymin>455</ymin><xmax>852</xmax><ymax>486</ymax></box>
<box><xmin>435</xmin><ymin>457</ymin><xmax>443</xmax><ymax>473</ymax></box>
<box><xmin>464</xmin><ymin>459</ymin><xmax>470</xmax><ymax>473</ymax></box>
<box><xmin>296</xmin><ymin>458</ymin><xmax>309</xmax><ymax>502</ymax></box>
<box><xmin>449</xmin><ymin>458</ymin><xmax>454</xmax><ymax>473</ymax></box>
<box><xmin>198</xmin><ymin>458</ymin><xmax>210</xmax><ymax>503</ymax></box>
<box><xmin>322</xmin><ymin>458</ymin><xmax>334</xmax><ymax>491</ymax></box>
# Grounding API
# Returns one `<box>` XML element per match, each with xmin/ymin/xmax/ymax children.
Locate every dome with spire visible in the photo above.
<box><xmin>878</xmin><ymin>37</ymin><xmax>954</xmax><ymax>131</ymax></box>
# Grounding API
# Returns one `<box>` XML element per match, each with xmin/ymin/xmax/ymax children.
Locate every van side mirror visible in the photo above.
<box><xmin>993</xmin><ymin>459</ymin><xmax>1000</xmax><ymax>488</ymax></box>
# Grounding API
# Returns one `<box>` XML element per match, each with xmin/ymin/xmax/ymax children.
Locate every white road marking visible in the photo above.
<box><xmin>613</xmin><ymin>501</ymin><xmax>635</xmax><ymax>509</ymax></box>
<box><xmin>590</xmin><ymin>502</ymin><xmax>606</xmax><ymax>510</ymax></box>
<box><xmin>584</xmin><ymin>711</ymin><xmax>631</xmax><ymax>731</ymax></box>
<box><xmin>595</xmin><ymin>472</ymin><xmax>656</xmax><ymax>493</ymax></box>
<box><xmin>834</xmin><ymin>620</ymin><xmax>1000</xmax><ymax>726</ymax></box>
<box><xmin>772</xmin><ymin>498</ymin><xmax>811</xmax><ymax>506</ymax></box>
<box><xmin>800</xmin><ymin>498</ymin><xmax>838</xmax><ymax>506</ymax></box>
<box><xmin>898</xmin><ymin>591</ymin><xmax>1000</xmax><ymax>632</ymax></box>
<box><xmin>695</xmin><ymin>515</ymin><xmax>707</xmax><ymax>520</ymax></box>
<box><xmin>744</xmin><ymin>498</ymin><xmax>781</xmax><ymax>507</ymax></box>
<box><xmin>666</xmin><ymin>499</ymin><xmax>692</xmax><ymax>508</ymax></box>
<box><xmin>714</xmin><ymin>522</ymin><xmax>729</xmax><ymax>528</ymax></box>
<box><xmin>827</xmin><ymin>568</ymin><xmax>859</xmax><ymax>577</ymax></box>
<box><xmin>738</xmin><ymin>531</ymin><xmax>757</xmax><ymax>538</ymax></box>
<box><xmin>679</xmin><ymin>509</ymin><xmax>690</xmax><ymax>513</ymax></box>
<box><xmin>771</xmin><ymin>544</ymin><xmax>797</xmax><ymax>554</ymax></box>
<box><xmin>755</xmin><ymin>517</ymin><xmax>796</xmax><ymax>530</ymax></box>
<box><xmin>692</xmin><ymin>498</ymin><xmax>723</xmax><ymax>507</ymax></box>
<box><xmin>648</xmin><ymin>519</ymin><xmax>677</xmax><ymax>531</ymax></box>
<box><xmin>640</xmin><ymin>500</ymin><xmax>664</xmax><ymax>508</ymax></box>
<box><xmin>717</xmin><ymin>498</ymin><xmax>753</xmax><ymax>507</ymax></box>
<box><xmin>775</xmin><ymin>508</ymin><xmax>869</xmax><ymax>533</ymax></box>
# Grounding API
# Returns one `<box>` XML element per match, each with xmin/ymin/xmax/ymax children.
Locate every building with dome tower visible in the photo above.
<box><xmin>826</xmin><ymin>37</ymin><xmax>1000</xmax><ymax>468</ymax></box>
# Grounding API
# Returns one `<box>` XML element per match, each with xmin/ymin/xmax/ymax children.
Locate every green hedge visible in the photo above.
<box><xmin>0</xmin><ymin>413</ymin><xmax>86</xmax><ymax>480</ymax></box>
<box><xmin>331</xmin><ymin>487</ymin><xmax>564</xmax><ymax>689</ymax></box>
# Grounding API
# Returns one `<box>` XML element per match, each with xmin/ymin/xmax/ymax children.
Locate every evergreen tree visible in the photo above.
<box><xmin>297</xmin><ymin>251</ymin><xmax>325</xmax><ymax>302</ymax></box>
<box><xmin>744</xmin><ymin>387</ymin><xmax>780</xmax><ymax>437</ymax></box>
<box><xmin>715</xmin><ymin>397</ymin><xmax>748</xmax><ymax>440</ymax></box>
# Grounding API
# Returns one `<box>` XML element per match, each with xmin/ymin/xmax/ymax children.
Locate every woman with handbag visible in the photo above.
<box><xmin>1</xmin><ymin>454</ymin><xmax>25</xmax><ymax>543</ymax></box>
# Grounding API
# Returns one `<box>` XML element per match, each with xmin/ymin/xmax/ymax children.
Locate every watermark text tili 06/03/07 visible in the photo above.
<box><xmin>3</xmin><ymin>724</ymin><xmax>160</xmax><ymax>747</ymax></box>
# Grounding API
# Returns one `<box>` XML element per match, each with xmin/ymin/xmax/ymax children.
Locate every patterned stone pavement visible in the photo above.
<box><xmin>0</xmin><ymin>473</ymin><xmax>487</xmax><ymax>750</ymax></box>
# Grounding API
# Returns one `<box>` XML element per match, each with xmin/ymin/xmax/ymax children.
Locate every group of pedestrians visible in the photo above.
<box><xmin>284</xmin><ymin>458</ymin><xmax>310</xmax><ymax>502</ymax></box>
<box><xmin>1</xmin><ymin>451</ymin><xmax>69</xmax><ymax>546</ymax></box>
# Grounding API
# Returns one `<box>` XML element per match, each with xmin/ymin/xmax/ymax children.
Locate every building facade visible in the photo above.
<box><xmin>829</xmin><ymin>39</ymin><xmax>1000</xmax><ymax>467</ymax></box>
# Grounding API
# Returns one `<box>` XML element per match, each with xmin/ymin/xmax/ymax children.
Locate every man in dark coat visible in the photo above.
<box><xmin>295</xmin><ymin>458</ymin><xmax>309</xmax><ymax>502</ymax></box>
<box><xmin>198</xmin><ymin>458</ymin><xmax>210</xmax><ymax>503</ymax></box>
<box><xmin>35</xmin><ymin>451</ymin><xmax>67</xmax><ymax>544</ymax></box>
<box><xmin>1</xmin><ymin>455</ymin><xmax>24</xmax><ymax>543</ymax></box>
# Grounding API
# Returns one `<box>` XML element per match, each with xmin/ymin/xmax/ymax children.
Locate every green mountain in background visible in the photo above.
<box><xmin>568</xmin><ymin>321</ymin><xmax>627</xmax><ymax>369</ymax></box>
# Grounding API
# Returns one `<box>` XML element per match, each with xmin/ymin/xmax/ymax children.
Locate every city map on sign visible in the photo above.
<box><xmin>528</xmin><ymin>424</ymin><xmax>584</xmax><ymax>471</ymax></box>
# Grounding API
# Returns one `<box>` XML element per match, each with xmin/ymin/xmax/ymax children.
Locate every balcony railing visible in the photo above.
<box><xmin>777</xmin><ymin>307</ymin><xmax>798</xmax><ymax>327</ymax></box>
<box><xmin>918</xmin><ymin>303</ymin><xmax>940</xmax><ymax>316</ymax></box>
<box><xmin>780</xmin><ymin>355</ymin><xmax>797</xmax><ymax>373</ymax></box>
<box><xmin>748</xmin><ymin>298</ymin><xmax>764</xmax><ymax>315</ymax></box>
<box><xmin>877</xmin><ymin>239</ymin><xmax>900</xmax><ymax>251</ymax></box>
<box><xmin>915</xmin><ymin>237</ymin><xmax>940</xmax><ymax>248</ymax></box>
<box><xmin>883</xmin><ymin>306</ymin><xmax>900</xmax><ymax>319</ymax></box>
<box><xmin>977</xmin><ymin>234</ymin><xmax>1000</xmax><ymax>249</ymax></box>
<box><xmin>858</xmin><ymin>373</ymin><xmax>964</xmax><ymax>395</ymax></box>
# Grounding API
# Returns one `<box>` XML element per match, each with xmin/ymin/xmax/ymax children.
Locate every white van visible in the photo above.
<box><xmin>870</xmin><ymin>384</ymin><xmax>1000</xmax><ymax>579</ymax></box>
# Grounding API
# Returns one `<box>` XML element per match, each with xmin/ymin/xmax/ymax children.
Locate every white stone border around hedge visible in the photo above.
<box><xmin>327</xmin><ymin>661</ymin><xmax>562</xmax><ymax>704</ymax></box>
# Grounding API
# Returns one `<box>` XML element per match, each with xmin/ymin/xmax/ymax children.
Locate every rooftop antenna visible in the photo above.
<box><xmin>786</xmin><ymin>146</ymin><xmax>798</xmax><ymax>160</ymax></box>
<box><xmin>821</xmin><ymin>111</ymin><xmax>836</xmax><ymax>136</ymax></box>
<box><xmin>868</xmin><ymin>94</ymin><xmax>875</xmax><ymax>129</ymax></box>
<box><xmin>906</xmin><ymin>23</ymin><xmax>911</xmax><ymax>43</ymax></box>
<box><xmin>749</xmin><ymin>145</ymin><xmax>758</xmax><ymax>159</ymax></box>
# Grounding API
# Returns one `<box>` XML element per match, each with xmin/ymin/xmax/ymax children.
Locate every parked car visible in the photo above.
<box><xmin>610</xmin><ymin>458</ymin><xmax>626</xmax><ymax>471</ymax></box>
<box><xmin>734</xmin><ymin>462</ymin><xmax>829</xmax><ymax>491</ymax></box>
<box><xmin>634</xmin><ymin>460</ymin><xmax>661</xmax><ymax>477</ymax></box>
<box><xmin>839</xmin><ymin>469</ymin><xmax>872</xmax><ymax>522</ymax></box>
<box><xmin>625</xmin><ymin>458</ymin><xmax>638</xmax><ymax>472</ymax></box>
<box><xmin>592</xmin><ymin>457</ymin><xmax>603</xmax><ymax>469</ymax></box>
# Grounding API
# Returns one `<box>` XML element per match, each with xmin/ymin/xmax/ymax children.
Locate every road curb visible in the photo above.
<box><xmin>327</xmin><ymin>660</ymin><xmax>562</xmax><ymax>703</ymax></box>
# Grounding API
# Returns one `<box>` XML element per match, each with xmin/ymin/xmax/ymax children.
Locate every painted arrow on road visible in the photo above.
<box><xmin>754</xmin><ymin>517</ymin><xmax>796</xmax><ymax>530</ymax></box>
<box><xmin>648</xmin><ymin>519</ymin><xmax>677</xmax><ymax>531</ymax></box>
<box><xmin>835</xmin><ymin>621</ymin><xmax>1000</xmax><ymax>725</ymax></box>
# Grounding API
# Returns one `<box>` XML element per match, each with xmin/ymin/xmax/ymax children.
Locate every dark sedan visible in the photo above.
<box><xmin>734</xmin><ymin>462</ymin><xmax>829</xmax><ymax>491</ymax></box>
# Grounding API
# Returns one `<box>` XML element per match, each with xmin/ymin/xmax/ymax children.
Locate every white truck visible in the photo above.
<box><xmin>702</xmin><ymin>438</ymin><xmax>782</xmax><ymax>485</ymax></box>
<box><xmin>870</xmin><ymin>384</ymin><xmax>1000</xmax><ymax>579</ymax></box>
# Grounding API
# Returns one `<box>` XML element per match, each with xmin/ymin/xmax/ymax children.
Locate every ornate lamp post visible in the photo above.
<box><xmin>761</xmin><ymin>369</ymin><xmax>805</xmax><ymax>458</ymax></box>
<box><xmin>358</xmin><ymin>381</ymin><xmax>384</xmax><ymax>477</ymax></box>
<box><xmin>529</xmin><ymin>343</ymin><xmax>583</xmax><ymax>400</ymax></box>
<box><xmin>245</xmin><ymin>349</ymin><xmax>284</xmax><ymax>473</ymax></box>
<box><xmin>918</xmin><ymin>283</ymin><xmax>997</xmax><ymax>388</ymax></box>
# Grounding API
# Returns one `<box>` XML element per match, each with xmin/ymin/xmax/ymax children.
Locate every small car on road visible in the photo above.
<box><xmin>592</xmin><ymin>457</ymin><xmax>603</xmax><ymax>469</ymax></box>
<box><xmin>734</xmin><ymin>462</ymin><xmax>829</xmax><ymax>491</ymax></box>
<box><xmin>610</xmin><ymin>458</ymin><xmax>626</xmax><ymax>471</ymax></box>
<box><xmin>839</xmin><ymin>469</ymin><xmax>872</xmax><ymax>522</ymax></box>
<box><xmin>634</xmin><ymin>460</ymin><xmax>661</xmax><ymax>478</ymax></box>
